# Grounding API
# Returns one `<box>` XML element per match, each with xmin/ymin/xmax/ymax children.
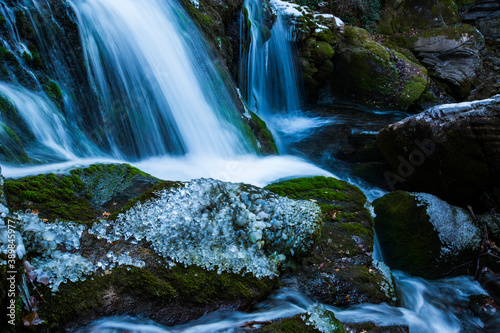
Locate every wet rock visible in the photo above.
<box><xmin>331</xmin><ymin>26</ymin><xmax>428</xmax><ymax>110</ymax></box>
<box><xmin>468</xmin><ymin>75</ymin><xmax>500</xmax><ymax>100</ymax></box>
<box><xmin>373</xmin><ymin>191</ymin><xmax>482</xmax><ymax>279</ymax></box>
<box><xmin>244</xmin><ymin>305</ymin><xmax>346</xmax><ymax>333</ymax></box>
<box><xmin>376</xmin><ymin>95</ymin><xmax>500</xmax><ymax>211</ymax></box>
<box><xmin>4</xmin><ymin>163</ymin><xmax>162</xmax><ymax>222</ymax></box>
<box><xmin>409</xmin><ymin>25</ymin><xmax>484</xmax><ymax>99</ymax></box>
<box><xmin>266</xmin><ymin>176</ymin><xmax>397</xmax><ymax>307</ymax></box>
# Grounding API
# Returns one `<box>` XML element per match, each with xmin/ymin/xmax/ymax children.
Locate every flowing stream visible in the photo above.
<box><xmin>0</xmin><ymin>0</ymin><xmax>497</xmax><ymax>332</ymax></box>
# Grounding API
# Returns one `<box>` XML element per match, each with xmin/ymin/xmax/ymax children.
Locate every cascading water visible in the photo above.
<box><xmin>242</xmin><ymin>0</ymin><xmax>333</xmax><ymax>150</ymax></box>
<box><xmin>71</xmin><ymin>0</ymin><xmax>252</xmax><ymax>158</ymax></box>
<box><xmin>78</xmin><ymin>271</ymin><xmax>495</xmax><ymax>333</ymax></box>
<box><xmin>0</xmin><ymin>83</ymin><xmax>98</xmax><ymax>161</ymax></box>
<box><xmin>242</xmin><ymin>0</ymin><xmax>302</xmax><ymax>116</ymax></box>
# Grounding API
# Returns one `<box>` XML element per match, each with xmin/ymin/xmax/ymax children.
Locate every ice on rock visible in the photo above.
<box><xmin>90</xmin><ymin>178</ymin><xmax>322</xmax><ymax>277</ymax></box>
<box><xmin>412</xmin><ymin>193</ymin><xmax>482</xmax><ymax>257</ymax></box>
<box><xmin>303</xmin><ymin>304</ymin><xmax>343</xmax><ymax>333</ymax></box>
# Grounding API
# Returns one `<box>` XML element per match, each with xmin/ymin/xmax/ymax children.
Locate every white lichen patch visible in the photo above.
<box><xmin>90</xmin><ymin>178</ymin><xmax>322</xmax><ymax>278</ymax></box>
<box><xmin>412</xmin><ymin>193</ymin><xmax>481</xmax><ymax>257</ymax></box>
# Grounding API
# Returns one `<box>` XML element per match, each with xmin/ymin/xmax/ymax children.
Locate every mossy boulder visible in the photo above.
<box><xmin>373</xmin><ymin>191</ymin><xmax>482</xmax><ymax>279</ymax></box>
<box><xmin>5</xmin><ymin>163</ymin><xmax>161</xmax><ymax>223</ymax></box>
<box><xmin>376</xmin><ymin>95</ymin><xmax>500</xmax><ymax>211</ymax></box>
<box><xmin>331</xmin><ymin>25</ymin><xmax>428</xmax><ymax>110</ymax></box>
<box><xmin>265</xmin><ymin>176</ymin><xmax>397</xmax><ymax>306</ymax></box>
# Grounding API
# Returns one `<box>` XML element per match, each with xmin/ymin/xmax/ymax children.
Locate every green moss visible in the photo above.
<box><xmin>37</xmin><ymin>264</ymin><xmax>279</xmax><ymax>331</ymax></box>
<box><xmin>5</xmin><ymin>173</ymin><xmax>95</xmax><ymax>222</ymax></box>
<box><xmin>43</xmin><ymin>80</ymin><xmax>63</xmax><ymax>108</ymax></box>
<box><xmin>373</xmin><ymin>191</ymin><xmax>444</xmax><ymax>278</ymax></box>
<box><xmin>255</xmin><ymin>311</ymin><xmax>346</xmax><ymax>332</ymax></box>
<box><xmin>0</xmin><ymin>124</ymin><xmax>31</xmax><ymax>164</ymax></box>
<box><xmin>248</xmin><ymin>111</ymin><xmax>278</xmax><ymax>155</ymax></box>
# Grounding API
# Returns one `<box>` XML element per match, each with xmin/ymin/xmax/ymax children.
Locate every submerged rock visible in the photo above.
<box><xmin>373</xmin><ymin>191</ymin><xmax>482</xmax><ymax>279</ymax></box>
<box><xmin>266</xmin><ymin>176</ymin><xmax>397</xmax><ymax>306</ymax></box>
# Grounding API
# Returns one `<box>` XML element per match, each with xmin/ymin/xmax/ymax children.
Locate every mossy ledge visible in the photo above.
<box><xmin>23</xmin><ymin>261</ymin><xmax>279</xmax><ymax>331</ymax></box>
<box><xmin>5</xmin><ymin>163</ymin><xmax>161</xmax><ymax>223</ymax></box>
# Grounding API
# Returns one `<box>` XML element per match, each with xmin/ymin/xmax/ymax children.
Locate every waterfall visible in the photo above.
<box><xmin>242</xmin><ymin>0</ymin><xmax>303</xmax><ymax>116</ymax></box>
<box><xmin>0</xmin><ymin>83</ymin><xmax>99</xmax><ymax>161</ymax></box>
<box><xmin>71</xmin><ymin>0</ymin><xmax>252</xmax><ymax>158</ymax></box>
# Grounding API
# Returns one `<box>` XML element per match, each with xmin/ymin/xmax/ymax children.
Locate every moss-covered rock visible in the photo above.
<box><xmin>35</xmin><ymin>262</ymin><xmax>278</xmax><ymax>331</ymax></box>
<box><xmin>247</xmin><ymin>111</ymin><xmax>279</xmax><ymax>155</ymax></box>
<box><xmin>5</xmin><ymin>163</ymin><xmax>160</xmax><ymax>223</ymax></box>
<box><xmin>331</xmin><ymin>25</ymin><xmax>428</xmax><ymax>110</ymax></box>
<box><xmin>377</xmin><ymin>0</ymin><xmax>473</xmax><ymax>34</ymax></box>
<box><xmin>266</xmin><ymin>176</ymin><xmax>397</xmax><ymax>306</ymax></box>
<box><xmin>0</xmin><ymin>124</ymin><xmax>31</xmax><ymax>164</ymax></box>
<box><xmin>373</xmin><ymin>191</ymin><xmax>482</xmax><ymax>279</ymax></box>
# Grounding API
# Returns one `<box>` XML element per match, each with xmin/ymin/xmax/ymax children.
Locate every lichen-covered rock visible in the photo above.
<box><xmin>265</xmin><ymin>176</ymin><xmax>397</xmax><ymax>306</ymax></box>
<box><xmin>376</xmin><ymin>95</ymin><xmax>500</xmax><ymax>211</ymax></box>
<box><xmin>331</xmin><ymin>25</ymin><xmax>428</xmax><ymax>110</ymax></box>
<box><xmin>373</xmin><ymin>191</ymin><xmax>482</xmax><ymax>279</ymax></box>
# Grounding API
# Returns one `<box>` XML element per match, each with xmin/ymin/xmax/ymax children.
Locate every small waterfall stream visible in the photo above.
<box><xmin>72</xmin><ymin>0</ymin><xmax>252</xmax><ymax>158</ymax></box>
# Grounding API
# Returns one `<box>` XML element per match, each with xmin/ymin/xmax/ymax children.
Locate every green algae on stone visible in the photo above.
<box><xmin>266</xmin><ymin>177</ymin><xmax>397</xmax><ymax>306</ymax></box>
<box><xmin>36</xmin><ymin>263</ymin><xmax>279</xmax><ymax>331</ymax></box>
<box><xmin>248</xmin><ymin>111</ymin><xmax>279</xmax><ymax>155</ymax></box>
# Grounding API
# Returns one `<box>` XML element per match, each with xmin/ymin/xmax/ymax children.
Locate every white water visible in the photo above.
<box><xmin>71</xmin><ymin>0</ymin><xmax>251</xmax><ymax>158</ymax></box>
<box><xmin>0</xmin><ymin>83</ymin><xmax>98</xmax><ymax>160</ymax></box>
<box><xmin>1</xmin><ymin>154</ymin><xmax>335</xmax><ymax>188</ymax></box>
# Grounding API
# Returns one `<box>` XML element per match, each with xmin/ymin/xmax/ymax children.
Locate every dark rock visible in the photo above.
<box><xmin>468</xmin><ymin>75</ymin><xmax>500</xmax><ymax>100</ymax></box>
<box><xmin>410</xmin><ymin>25</ymin><xmax>485</xmax><ymax>99</ymax></box>
<box><xmin>376</xmin><ymin>95</ymin><xmax>500</xmax><ymax>211</ymax></box>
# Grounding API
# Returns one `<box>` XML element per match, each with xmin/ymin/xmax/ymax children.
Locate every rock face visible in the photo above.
<box><xmin>332</xmin><ymin>25</ymin><xmax>428</xmax><ymax>110</ymax></box>
<box><xmin>265</xmin><ymin>176</ymin><xmax>397</xmax><ymax>307</ymax></box>
<box><xmin>373</xmin><ymin>191</ymin><xmax>482</xmax><ymax>279</ymax></box>
<box><xmin>410</xmin><ymin>25</ymin><xmax>484</xmax><ymax>99</ymax></box>
<box><xmin>463</xmin><ymin>0</ymin><xmax>500</xmax><ymax>43</ymax></box>
<box><xmin>376</xmin><ymin>95</ymin><xmax>500</xmax><ymax>211</ymax></box>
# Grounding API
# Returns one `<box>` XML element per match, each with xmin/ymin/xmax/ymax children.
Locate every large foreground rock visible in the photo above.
<box><xmin>373</xmin><ymin>191</ymin><xmax>483</xmax><ymax>279</ymax></box>
<box><xmin>376</xmin><ymin>95</ymin><xmax>500</xmax><ymax>211</ymax></box>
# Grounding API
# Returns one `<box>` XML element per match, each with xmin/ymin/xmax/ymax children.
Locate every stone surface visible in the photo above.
<box><xmin>265</xmin><ymin>176</ymin><xmax>397</xmax><ymax>307</ymax></box>
<box><xmin>373</xmin><ymin>191</ymin><xmax>482</xmax><ymax>279</ymax></box>
<box><xmin>376</xmin><ymin>95</ymin><xmax>500</xmax><ymax>211</ymax></box>
<box><xmin>332</xmin><ymin>25</ymin><xmax>428</xmax><ymax>110</ymax></box>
